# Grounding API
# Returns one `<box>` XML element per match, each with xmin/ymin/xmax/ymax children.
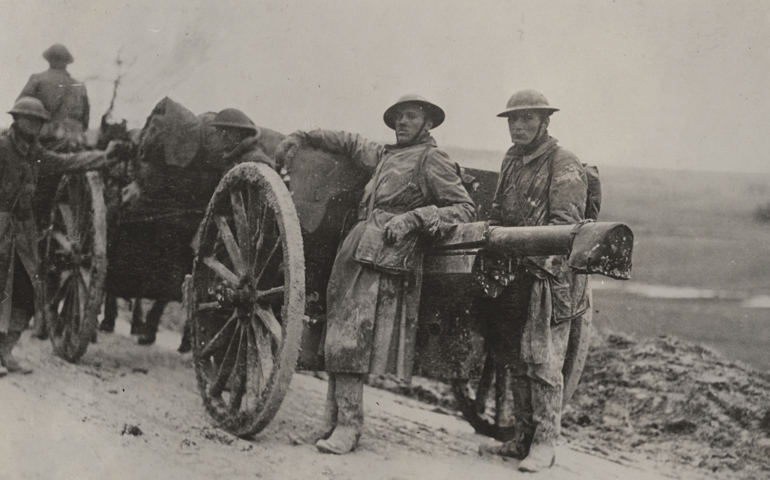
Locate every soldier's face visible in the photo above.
<box><xmin>218</xmin><ymin>127</ymin><xmax>248</xmax><ymax>151</ymax></box>
<box><xmin>394</xmin><ymin>106</ymin><xmax>431</xmax><ymax>144</ymax></box>
<box><xmin>16</xmin><ymin>116</ymin><xmax>44</xmax><ymax>138</ymax></box>
<box><xmin>508</xmin><ymin>110</ymin><xmax>547</xmax><ymax>145</ymax></box>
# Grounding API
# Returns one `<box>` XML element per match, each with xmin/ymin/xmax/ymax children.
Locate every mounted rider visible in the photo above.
<box><xmin>17</xmin><ymin>44</ymin><xmax>90</xmax><ymax>153</ymax></box>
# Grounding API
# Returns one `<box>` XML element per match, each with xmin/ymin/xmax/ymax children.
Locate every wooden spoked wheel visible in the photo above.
<box><xmin>44</xmin><ymin>172</ymin><xmax>108</xmax><ymax>363</ymax></box>
<box><xmin>188</xmin><ymin>162</ymin><xmax>305</xmax><ymax>438</ymax></box>
<box><xmin>452</xmin><ymin>312</ymin><xmax>592</xmax><ymax>441</ymax></box>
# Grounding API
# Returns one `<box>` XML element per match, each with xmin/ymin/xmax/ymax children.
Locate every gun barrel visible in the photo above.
<box><xmin>430</xmin><ymin>221</ymin><xmax>634</xmax><ymax>280</ymax></box>
<box><xmin>485</xmin><ymin>225</ymin><xmax>574</xmax><ymax>256</ymax></box>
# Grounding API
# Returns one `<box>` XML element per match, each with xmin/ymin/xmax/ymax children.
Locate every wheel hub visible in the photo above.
<box><xmin>212</xmin><ymin>278</ymin><xmax>254</xmax><ymax>311</ymax></box>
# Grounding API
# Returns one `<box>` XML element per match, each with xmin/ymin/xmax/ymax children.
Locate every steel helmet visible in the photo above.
<box><xmin>8</xmin><ymin>96</ymin><xmax>50</xmax><ymax>121</ymax></box>
<box><xmin>43</xmin><ymin>44</ymin><xmax>74</xmax><ymax>65</ymax></box>
<box><xmin>383</xmin><ymin>94</ymin><xmax>445</xmax><ymax>129</ymax></box>
<box><xmin>209</xmin><ymin>108</ymin><xmax>257</xmax><ymax>134</ymax></box>
<box><xmin>497</xmin><ymin>90</ymin><xmax>559</xmax><ymax>118</ymax></box>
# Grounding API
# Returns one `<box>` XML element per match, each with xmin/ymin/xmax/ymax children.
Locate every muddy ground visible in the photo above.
<box><xmin>2</xmin><ymin>302</ymin><xmax>768</xmax><ymax>479</ymax></box>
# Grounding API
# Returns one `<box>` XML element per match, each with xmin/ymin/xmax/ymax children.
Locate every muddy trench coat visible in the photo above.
<box><xmin>0</xmin><ymin>129</ymin><xmax>111</xmax><ymax>333</ymax></box>
<box><xmin>489</xmin><ymin>135</ymin><xmax>590</xmax><ymax>386</ymax></box>
<box><xmin>300</xmin><ymin>130</ymin><xmax>476</xmax><ymax>379</ymax></box>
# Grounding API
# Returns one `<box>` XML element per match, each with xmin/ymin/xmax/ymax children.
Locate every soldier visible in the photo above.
<box><xmin>0</xmin><ymin>97</ymin><xmax>122</xmax><ymax>375</ymax></box>
<box><xmin>477</xmin><ymin>90</ymin><xmax>590</xmax><ymax>472</ymax></box>
<box><xmin>18</xmin><ymin>44</ymin><xmax>90</xmax><ymax>152</ymax></box>
<box><xmin>276</xmin><ymin>95</ymin><xmax>477</xmax><ymax>454</ymax></box>
<box><xmin>115</xmin><ymin>104</ymin><xmax>273</xmax><ymax>347</ymax></box>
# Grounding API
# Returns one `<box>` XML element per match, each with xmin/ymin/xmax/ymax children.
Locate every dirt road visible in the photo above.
<box><xmin>1</xmin><ymin>322</ymin><xmax>700</xmax><ymax>480</ymax></box>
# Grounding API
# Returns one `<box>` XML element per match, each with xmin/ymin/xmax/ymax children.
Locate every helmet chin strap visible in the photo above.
<box><xmin>522</xmin><ymin>119</ymin><xmax>547</xmax><ymax>147</ymax></box>
<box><xmin>399</xmin><ymin>118</ymin><xmax>430</xmax><ymax>146</ymax></box>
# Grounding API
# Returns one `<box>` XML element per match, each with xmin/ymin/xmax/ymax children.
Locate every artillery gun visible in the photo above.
<box><xmin>34</xmin><ymin>106</ymin><xmax>632</xmax><ymax>439</ymax></box>
<box><xmin>181</xmin><ymin>145</ymin><xmax>633</xmax><ymax>438</ymax></box>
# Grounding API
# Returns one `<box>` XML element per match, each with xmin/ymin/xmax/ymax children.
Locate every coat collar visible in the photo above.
<box><xmin>506</xmin><ymin>135</ymin><xmax>559</xmax><ymax>165</ymax></box>
<box><xmin>384</xmin><ymin>134</ymin><xmax>436</xmax><ymax>153</ymax></box>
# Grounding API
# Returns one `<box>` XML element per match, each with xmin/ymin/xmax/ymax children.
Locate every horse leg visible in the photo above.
<box><xmin>178</xmin><ymin>318</ymin><xmax>192</xmax><ymax>353</ymax></box>
<box><xmin>99</xmin><ymin>294</ymin><xmax>117</xmax><ymax>332</ymax></box>
<box><xmin>130</xmin><ymin>299</ymin><xmax>144</xmax><ymax>335</ymax></box>
<box><xmin>137</xmin><ymin>299</ymin><xmax>167</xmax><ymax>346</ymax></box>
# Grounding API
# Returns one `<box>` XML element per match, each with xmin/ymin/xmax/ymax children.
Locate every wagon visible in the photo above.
<box><xmin>36</xmin><ymin>121</ymin><xmax>632</xmax><ymax>439</ymax></box>
<box><xmin>178</xmin><ymin>145</ymin><xmax>634</xmax><ymax>439</ymax></box>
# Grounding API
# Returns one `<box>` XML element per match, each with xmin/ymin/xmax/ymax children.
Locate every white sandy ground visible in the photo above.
<box><xmin>0</xmin><ymin>316</ymin><xmax>707</xmax><ymax>480</ymax></box>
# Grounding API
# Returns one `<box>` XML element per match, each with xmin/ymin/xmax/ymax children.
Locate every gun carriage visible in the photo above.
<box><xmin>37</xmin><ymin>121</ymin><xmax>633</xmax><ymax>440</ymax></box>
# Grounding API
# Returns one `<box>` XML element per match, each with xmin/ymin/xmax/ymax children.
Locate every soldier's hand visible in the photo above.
<box><xmin>106</xmin><ymin>140</ymin><xmax>132</xmax><ymax>160</ymax></box>
<box><xmin>121</xmin><ymin>181</ymin><xmax>141</xmax><ymax>205</ymax></box>
<box><xmin>274</xmin><ymin>133</ymin><xmax>305</xmax><ymax>171</ymax></box>
<box><xmin>383</xmin><ymin>212</ymin><xmax>421</xmax><ymax>244</ymax></box>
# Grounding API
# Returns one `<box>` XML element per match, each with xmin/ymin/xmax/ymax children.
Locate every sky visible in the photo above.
<box><xmin>1</xmin><ymin>0</ymin><xmax>769</xmax><ymax>173</ymax></box>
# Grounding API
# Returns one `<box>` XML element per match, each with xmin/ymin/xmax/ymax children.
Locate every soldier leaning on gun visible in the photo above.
<box><xmin>477</xmin><ymin>90</ymin><xmax>590</xmax><ymax>472</ymax></box>
<box><xmin>0</xmin><ymin>97</ymin><xmax>124</xmax><ymax>376</ymax></box>
<box><xmin>276</xmin><ymin>95</ymin><xmax>477</xmax><ymax>455</ymax></box>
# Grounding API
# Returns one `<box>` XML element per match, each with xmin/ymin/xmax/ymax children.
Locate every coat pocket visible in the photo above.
<box><xmin>550</xmin><ymin>273</ymin><xmax>588</xmax><ymax>325</ymax></box>
<box><xmin>353</xmin><ymin>209</ymin><xmax>420</xmax><ymax>275</ymax></box>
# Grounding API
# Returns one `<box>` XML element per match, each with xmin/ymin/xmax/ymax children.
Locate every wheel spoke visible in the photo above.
<box><xmin>246</xmin><ymin>322</ymin><xmax>263</xmax><ymax>404</ymax></box>
<box><xmin>250</xmin><ymin>185</ymin><xmax>266</xmax><ymax>232</ymax></box>
<box><xmin>248</xmin><ymin>187</ymin><xmax>268</xmax><ymax>273</ymax></box>
<box><xmin>255</xmin><ymin>286</ymin><xmax>284</xmax><ymax>303</ymax></box>
<box><xmin>230</xmin><ymin>190</ymin><xmax>250</xmax><ymax>268</ymax></box>
<box><xmin>58</xmin><ymin>204</ymin><xmax>77</xmax><ymax>243</ymax></box>
<box><xmin>200</xmin><ymin>311</ymin><xmax>237</xmax><ymax>359</ymax></box>
<box><xmin>52</xmin><ymin>232</ymin><xmax>73</xmax><ymax>254</ymax></box>
<box><xmin>254</xmin><ymin>238</ymin><xmax>280</xmax><ymax>286</ymax></box>
<box><xmin>254</xmin><ymin>303</ymin><xmax>282</xmax><ymax>344</ymax></box>
<box><xmin>228</xmin><ymin>328</ymin><xmax>248</xmax><ymax>413</ymax></box>
<box><xmin>250</xmin><ymin>312</ymin><xmax>274</xmax><ymax>388</ymax></box>
<box><xmin>57</xmin><ymin>280</ymin><xmax>73</xmax><ymax>337</ymax></box>
<box><xmin>209</xmin><ymin>323</ymin><xmax>241</xmax><ymax>398</ymax></box>
<box><xmin>80</xmin><ymin>267</ymin><xmax>91</xmax><ymax>289</ymax></box>
<box><xmin>52</xmin><ymin>271</ymin><xmax>73</xmax><ymax>307</ymax></box>
<box><xmin>214</xmin><ymin>215</ymin><xmax>246</xmax><ymax>277</ymax></box>
<box><xmin>202</xmin><ymin>256</ymin><xmax>238</xmax><ymax>286</ymax></box>
<box><xmin>77</xmin><ymin>272</ymin><xmax>89</xmax><ymax>324</ymax></box>
<box><xmin>475</xmin><ymin>355</ymin><xmax>495</xmax><ymax>415</ymax></box>
<box><xmin>65</xmin><ymin>278</ymin><xmax>79</xmax><ymax>336</ymax></box>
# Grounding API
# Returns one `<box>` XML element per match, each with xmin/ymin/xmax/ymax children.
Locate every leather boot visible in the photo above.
<box><xmin>316</xmin><ymin>373</ymin><xmax>363</xmax><ymax>454</ymax></box>
<box><xmin>308</xmin><ymin>374</ymin><xmax>337</xmax><ymax>443</ymax></box>
<box><xmin>479</xmin><ymin>376</ymin><xmax>534</xmax><ymax>459</ymax></box>
<box><xmin>0</xmin><ymin>332</ymin><xmax>33</xmax><ymax>374</ymax></box>
<box><xmin>0</xmin><ymin>364</ymin><xmax>7</xmax><ymax>377</ymax></box>
<box><xmin>518</xmin><ymin>380</ymin><xmax>561</xmax><ymax>472</ymax></box>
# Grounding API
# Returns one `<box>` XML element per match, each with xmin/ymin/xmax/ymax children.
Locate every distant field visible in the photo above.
<box><xmin>448</xmin><ymin>146</ymin><xmax>770</xmax><ymax>294</ymax></box>
<box><xmin>447</xmin><ymin>147</ymin><xmax>770</xmax><ymax>369</ymax></box>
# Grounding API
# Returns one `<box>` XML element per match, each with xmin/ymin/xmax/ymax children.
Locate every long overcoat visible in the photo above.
<box><xmin>300</xmin><ymin>130</ymin><xmax>476</xmax><ymax>379</ymax></box>
<box><xmin>0</xmin><ymin>128</ymin><xmax>110</xmax><ymax>333</ymax></box>
<box><xmin>488</xmin><ymin>134</ymin><xmax>590</xmax><ymax>386</ymax></box>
